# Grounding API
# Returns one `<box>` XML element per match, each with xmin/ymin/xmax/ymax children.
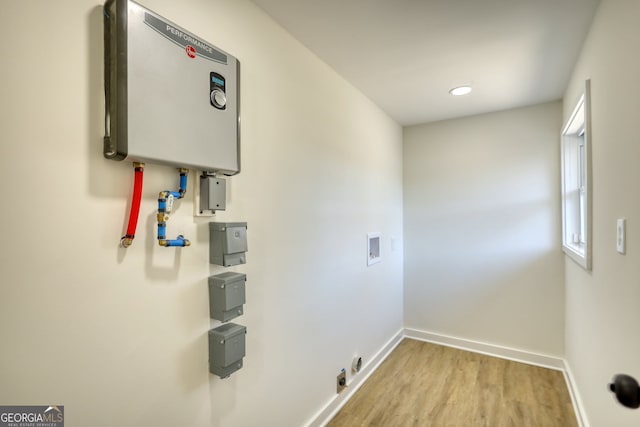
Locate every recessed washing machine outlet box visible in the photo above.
<box><xmin>103</xmin><ymin>0</ymin><xmax>240</xmax><ymax>174</ymax></box>
<box><xmin>367</xmin><ymin>232</ymin><xmax>381</xmax><ymax>266</ymax></box>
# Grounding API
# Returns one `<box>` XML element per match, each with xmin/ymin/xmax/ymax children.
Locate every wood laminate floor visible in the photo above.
<box><xmin>328</xmin><ymin>339</ymin><xmax>578</xmax><ymax>427</ymax></box>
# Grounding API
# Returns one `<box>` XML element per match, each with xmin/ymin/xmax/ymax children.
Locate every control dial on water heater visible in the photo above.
<box><xmin>210</xmin><ymin>72</ymin><xmax>227</xmax><ymax>110</ymax></box>
<box><xmin>211</xmin><ymin>89</ymin><xmax>226</xmax><ymax>109</ymax></box>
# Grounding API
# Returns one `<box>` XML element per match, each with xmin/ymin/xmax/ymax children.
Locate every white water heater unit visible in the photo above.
<box><xmin>103</xmin><ymin>0</ymin><xmax>240</xmax><ymax>174</ymax></box>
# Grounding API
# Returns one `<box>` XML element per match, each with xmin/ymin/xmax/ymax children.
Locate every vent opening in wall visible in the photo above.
<box><xmin>367</xmin><ymin>232</ymin><xmax>381</xmax><ymax>266</ymax></box>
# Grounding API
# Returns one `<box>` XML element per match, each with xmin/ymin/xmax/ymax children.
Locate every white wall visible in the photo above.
<box><xmin>403</xmin><ymin>102</ymin><xmax>565</xmax><ymax>356</ymax></box>
<box><xmin>563</xmin><ymin>1</ymin><xmax>640</xmax><ymax>426</ymax></box>
<box><xmin>0</xmin><ymin>1</ymin><xmax>403</xmax><ymax>426</ymax></box>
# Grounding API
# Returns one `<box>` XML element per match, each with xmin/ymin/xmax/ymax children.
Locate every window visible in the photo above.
<box><xmin>561</xmin><ymin>80</ymin><xmax>592</xmax><ymax>270</ymax></box>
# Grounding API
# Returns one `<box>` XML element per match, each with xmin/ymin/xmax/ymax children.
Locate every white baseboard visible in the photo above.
<box><xmin>404</xmin><ymin>328</ymin><xmax>565</xmax><ymax>370</ymax></box>
<box><xmin>303</xmin><ymin>328</ymin><xmax>404</xmax><ymax>427</ymax></box>
<box><xmin>563</xmin><ymin>360</ymin><xmax>589</xmax><ymax>427</ymax></box>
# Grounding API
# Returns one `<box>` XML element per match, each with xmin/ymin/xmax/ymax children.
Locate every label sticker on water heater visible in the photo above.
<box><xmin>143</xmin><ymin>12</ymin><xmax>227</xmax><ymax>64</ymax></box>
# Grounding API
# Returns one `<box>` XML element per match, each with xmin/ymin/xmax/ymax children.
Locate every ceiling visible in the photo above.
<box><xmin>251</xmin><ymin>0</ymin><xmax>600</xmax><ymax>126</ymax></box>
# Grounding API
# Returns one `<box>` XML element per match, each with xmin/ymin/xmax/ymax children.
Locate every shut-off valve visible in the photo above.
<box><xmin>157</xmin><ymin>168</ymin><xmax>191</xmax><ymax>247</ymax></box>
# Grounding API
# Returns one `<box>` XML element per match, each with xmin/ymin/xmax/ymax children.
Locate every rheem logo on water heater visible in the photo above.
<box><xmin>103</xmin><ymin>0</ymin><xmax>240</xmax><ymax>174</ymax></box>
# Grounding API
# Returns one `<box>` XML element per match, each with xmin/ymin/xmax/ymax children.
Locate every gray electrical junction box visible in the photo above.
<box><xmin>200</xmin><ymin>175</ymin><xmax>226</xmax><ymax>213</ymax></box>
<box><xmin>209</xmin><ymin>222</ymin><xmax>247</xmax><ymax>266</ymax></box>
<box><xmin>209</xmin><ymin>323</ymin><xmax>246</xmax><ymax>378</ymax></box>
<box><xmin>208</xmin><ymin>272</ymin><xmax>246</xmax><ymax>322</ymax></box>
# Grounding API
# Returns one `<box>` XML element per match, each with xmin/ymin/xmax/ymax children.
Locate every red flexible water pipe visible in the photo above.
<box><xmin>121</xmin><ymin>162</ymin><xmax>144</xmax><ymax>248</ymax></box>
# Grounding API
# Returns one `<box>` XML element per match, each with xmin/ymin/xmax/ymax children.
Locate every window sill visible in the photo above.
<box><xmin>563</xmin><ymin>243</ymin><xmax>591</xmax><ymax>271</ymax></box>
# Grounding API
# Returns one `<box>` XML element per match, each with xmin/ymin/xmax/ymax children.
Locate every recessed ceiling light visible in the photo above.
<box><xmin>449</xmin><ymin>85</ymin><xmax>472</xmax><ymax>96</ymax></box>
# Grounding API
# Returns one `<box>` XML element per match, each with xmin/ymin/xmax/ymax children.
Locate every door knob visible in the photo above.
<box><xmin>609</xmin><ymin>374</ymin><xmax>640</xmax><ymax>409</ymax></box>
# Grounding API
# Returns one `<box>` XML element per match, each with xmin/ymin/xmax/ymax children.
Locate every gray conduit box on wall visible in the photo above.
<box><xmin>209</xmin><ymin>323</ymin><xmax>246</xmax><ymax>378</ymax></box>
<box><xmin>209</xmin><ymin>222</ymin><xmax>247</xmax><ymax>266</ymax></box>
<box><xmin>200</xmin><ymin>175</ymin><xmax>227</xmax><ymax>213</ymax></box>
<box><xmin>208</xmin><ymin>272</ymin><xmax>246</xmax><ymax>322</ymax></box>
<box><xmin>200</xmin><ymin>175</ymin><xmax>226</xmax><ymax>213</ymax></box>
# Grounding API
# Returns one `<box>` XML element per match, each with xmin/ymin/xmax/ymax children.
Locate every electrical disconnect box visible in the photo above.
<box><xmin>200</xmin><ymin>175</ymin><xmax>226</xmax><ymax>213</ymax></box>
<box><xmin>208</xmin><ymin>272</ymin><xmax>246</xmax><ymax>322</ymax></box>
<box><xmin>209</xmin><ymin>222</ymin><xmax>248</xmax><ymax>266</ymax></box>
<box><xmin>103</xmin><ymin>0</ymin><xmax>240</xmax><ymax>173</ymax></box>
<box><xmin>209</xmin><ymin>323</ymin><xmax>246</xmax><ymax>378</ymax></box>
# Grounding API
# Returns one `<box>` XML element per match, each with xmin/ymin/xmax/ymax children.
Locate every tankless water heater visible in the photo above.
<box><xmin>103</xmin><ymin>0</ymin><xmax>240</xmax><ymax>174</ymax></box>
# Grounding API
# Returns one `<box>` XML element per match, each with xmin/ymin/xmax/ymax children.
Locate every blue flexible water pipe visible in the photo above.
<box><xmin>157</xmin><ymin>168</ymin><xmax>190</xmax><ymax>247</ymax></box>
